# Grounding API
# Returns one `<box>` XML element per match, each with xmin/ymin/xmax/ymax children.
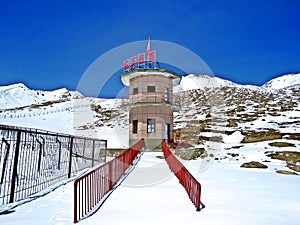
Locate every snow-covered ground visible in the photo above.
<box><xmin>1</xmin><ymin>147</ymin><xmax>300</xmax><ymax>225</ymax></box>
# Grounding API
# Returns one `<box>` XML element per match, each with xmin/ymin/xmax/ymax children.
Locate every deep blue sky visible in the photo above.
<box><xmin>0</xmin><ymin>0</ymin><xmax>299</xmax><ymax>97</ymax></box>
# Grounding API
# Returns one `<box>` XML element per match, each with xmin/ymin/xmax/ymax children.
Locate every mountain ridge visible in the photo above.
<box><xmin>1</xmin><ymin>72</ymin><xmax>300</xmax><ymax>110</ymax></box>
<box><xmin>177</xmin><ymin>72</ymin><xmax>300</xmax><ymax>92</ymax></box>
<box><xmin>262</xmin><ymin>73</ymin><xmax>300</xmax><ymax>89</ymax></box>
<box><xmin>0</xmin><ymin>72</ymin><xmax>299</xmax><ymax>150</ymax></box>
<box><xmin>0</xmin><ymin>83</ymin><xmax>83</xmax><ymax>109</ymax></box>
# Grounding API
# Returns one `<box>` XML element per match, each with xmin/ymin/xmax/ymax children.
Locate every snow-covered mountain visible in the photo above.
<box><xmin>176</xmin><ymin>74</ymin><xmax>266</xmax><ymax>93</ymax></box>
<box><xmin>262</xmin><ymin>73</ymin><xmax>300</xmax><ymax>89</ymax></box>
<box><xmin>1</xmin><ymin>73</ymin><xmax>298</xmax><ymax>111</ymax></box>
<box><xmin>0</xmin><ymin>83</ymin><xmax>83</xmax><ymax>109</ymax></box>
<box><xmin>176</xmin><ymin>73</ymin><xmax>300</xmax><ymax>92</ymax></box>
<box><xmin>0</xmin><ymin>83</ymin><xmax>128</xmax><ymax>148</ymax></box>
<box><xmin>0</xmin><ymin>72</ymin><xmax>299</xmax><ymax>150</ymax></box>
<box><xmin>175</xmin><ymin>74</ymin><xmax>238</xmax><ymax>91</ymax></box>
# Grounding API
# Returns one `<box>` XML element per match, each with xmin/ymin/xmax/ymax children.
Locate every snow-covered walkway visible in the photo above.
<box><xmin>1</xmin><ymin>151</ymin><xmax>300</xmax><ymax>225</ymax></box>
<box><xmin>79</xmin><ymin>151</ymin><xmax>201</xmax><ymax>225</ymax></box>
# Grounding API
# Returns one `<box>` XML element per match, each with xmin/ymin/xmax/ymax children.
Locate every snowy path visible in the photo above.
<box><xmin>79</xmin><ymin>151</ymin><xmax>201</xmax><ymax>225</ymax></box>
<box><xmin>1</xmin><ymin>151</ymin><xmax>300</xmax><ymax>225</ymax></box>
<box><xmin>0</xmin><ymin>152</ymin><xmax>200</xmax><ymax>225</ymax></box>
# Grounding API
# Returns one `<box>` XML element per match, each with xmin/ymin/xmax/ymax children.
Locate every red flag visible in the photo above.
<box><xmin>148</xmin><ymin>50</ymin><xmax>156</xmax><ymax>62</ymax></box>
<box><xmin>123</xmin><ymin>59</ymin><xmax>129</xmax><ymax>71</ymax></box>
<box><xmin>138</xmin><ymin>53</ymin><xmax>145</xmax><ymax>64</ymax></box>
<box><xmin>130</xmin><ymin>55</ymin><xmax>136</xmax><ymax>68</ymax></box>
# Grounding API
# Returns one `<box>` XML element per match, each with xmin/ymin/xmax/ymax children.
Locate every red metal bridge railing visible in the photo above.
<box><xmin>162</xmin><ymin>140</ymin><xmax>201</xmax><ymax>211</ymax></box>
<box><xmin>74</xmin><ymin>139</ymin><xmax>144</xmax><ymax>223</ymax></box>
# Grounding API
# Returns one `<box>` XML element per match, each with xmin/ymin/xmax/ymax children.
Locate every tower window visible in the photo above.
<box><xmin>133</xmin><ymin>120</ymin><xmax>138</xmax><ymax>134</ymax></box>
<box><xmin>164</xmin><ymin>87</ymin><xmax>169</xmax><ymax>102</ymax></box>
<box><xmin>147</xmin><ymin>86</ymin><xmax>155</xmax><ymax>93</ymax></box>
<box><xmin>147</xmin><ymin>119</ymin><xmax>155</xmax><ymax>133</ymax></box>
<box><xmin>133</xmin><ymin>87</ymin><xmax>138</xmax><ymax>95</ymax></box>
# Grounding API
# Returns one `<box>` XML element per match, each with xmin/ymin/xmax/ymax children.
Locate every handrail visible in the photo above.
<box><xmin>0</xmin><ymin>124</ymin><xmax>107</xmax><ymax>142</ymax></box>
<box><xmin>73</xmin><ymin>139</ymin><xmax>144</xmax><ymax>223</ymax></box>
<box><xmin>162</xmin><ymin>140</ymin><xmax>201</xmax><ymax>211</ymax></box>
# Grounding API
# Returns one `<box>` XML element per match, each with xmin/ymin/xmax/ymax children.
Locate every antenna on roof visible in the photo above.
<box><xmin>147</xmin><ymin>36</ymin><xmax>151</xmax><ymax>53</ymax></box>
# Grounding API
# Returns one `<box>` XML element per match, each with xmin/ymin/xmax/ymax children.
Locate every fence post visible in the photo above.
<box><xmin>56</xmin><ymin>137</ymin><xmax>62</xmax><ymax>170</ymax></box>
<box><xmin>36</xmin><ymin>138</ymin><xmax>43</xmax><ymax>172</ymax></box>
<box><xmin>68</xmin><ymin>137</ymin><xmax>74</xmax><ymax>178</ymax></box>
<box><xmin>9</xmin><ymin>130</ymin><xmax>21</xmax><ymax>203</ymax></box>
<box><xmin>0</xmin><ymin>138</ymin><xmax>10</xmax><ymax>184</ymax></box>
<box><xmin>92</xmin><ymin>140</ymin><xmax>95</xmax><ymax>167</ymax></box>
<box><xmin>104</xmin><ymin>140</ymin><xmax>107</xmax><ymax>163</ymax></box>
<box><xmin>82</xmin><ymin>139</ymin><xmax>86</xmax><ymax>157</ymax></box>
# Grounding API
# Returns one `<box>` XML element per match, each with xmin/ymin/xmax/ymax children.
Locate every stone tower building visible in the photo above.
<box><xmin>121</xmin><ymin>39</ymin><xmax>181</xmax><ymax>148</ymax></box>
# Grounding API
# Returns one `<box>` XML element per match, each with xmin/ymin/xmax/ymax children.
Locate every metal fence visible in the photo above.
<box><xmin>0</xmin><ymin>125</ymin><xmax>107</xmax><ymax>205</ymax></box>
<box><xmin>162</xmin><ymin>140</ymin><xmax>201</xmax><ymax>211</ymax></box>
<box><xmin>74</xmin><ymin>139</ymin><xmax>144</xmax><ymax>223</ymax></box>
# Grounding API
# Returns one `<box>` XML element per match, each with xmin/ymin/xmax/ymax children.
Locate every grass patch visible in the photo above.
<box><xmin>106</xmin><ymin>149</ymin><xmax>125</xmax><ymax>157</ymax></box>
<box><xmin>276</xmin><ymin>170</ymin><xmax>298</xmax><ymax>176</ymax></box>
<box><xmin>287</xmin><ymin>163</ymin><xmax>300</xmax><ymax>173</ymax></box>
<box><xmin>265</xmin><ymin>151</ymin><xmax>300</xmax><ymax>164</ymax></box>
<box><xmin>242</xmin><ymin>130</ymin><xmax>282</xmax><ymax>143</ymax></box>
<box><xmin>240</xmin><ymin>161</ymin><xmax>268</xmax><ymax>169</ymax></box>
<box><xmin>227</xmin><ymin>119</ymin><xmax>238</xmax><ymax>127</ymax></box>
<box><xmin>287</xmin><ymin>133</ymin><xmax>300</xmax><ymax>140</ymax></box>
<box><xmin>174</xmin><ymin>148</ymin><xmax>205</xmax><ymax>160</ymax></box>
<box><xmin>268</xmin><ymin>142</ymin><xmax>296</xmax><ymax>147</ymax></box>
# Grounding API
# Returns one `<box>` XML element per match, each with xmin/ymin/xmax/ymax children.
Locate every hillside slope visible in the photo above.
<box><xmin>0</xmin><ymin>73</ymin><xmax>299</xmax><ymax>153</ymax></box>
<box><xmin>0</xmin><ymin>83</ymin><xmax>82</xmax><ymax>109</ymax></box>
<box><xmin>263</xmin><ymin>73</ymin><xmax>300</xmax><ymax>89</ymax></box>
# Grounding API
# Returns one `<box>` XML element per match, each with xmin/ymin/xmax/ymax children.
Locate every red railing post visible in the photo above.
<box><xmin>108</xmin><ymin>161</ymin><xmax>113</xmax><ymax>190</ymax></box>
<box><xmin>74</xmin><ymin>180</ymin><xmax>78</xmax><ymax>224</ymax></box>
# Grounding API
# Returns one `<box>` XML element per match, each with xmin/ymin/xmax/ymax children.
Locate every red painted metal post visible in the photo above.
<box><xmin>73</xmin><ymin>179</ymin><xmax>78</xmax><ymax>223</ymax></box>
<box><xmin>107</xmin><ymin>161</ymin><xmax>111</xmax><ymax>190</ymax></box>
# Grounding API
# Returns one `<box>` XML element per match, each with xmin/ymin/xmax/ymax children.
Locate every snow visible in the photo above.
<box><xmin>222</xmin><ymin>131</ymin><xmax>244</xmax><ymax>144</ymax></box>
<box><xmin>0</xmin><ymin>106</ymin><xmax>128</xmax><ymax>149</ymax></box>
<box><xmin>0</xmin><ymin>88</ymin><xmax>128</xmax><ymax>149</ymax></box>
<box><xmin>0</xmin><ymin>83</ymin><xmax>82</xmax><ymax>110</ymax></box>
<box><xmin>174</xmin><ymin>74</ymin><xmax>238</xmax><ymax>92</ymax></box>
<box><xmin>174</xmin><ymin>74</ymin><xmax>264</xmax><ymax>92</ymax></box>
<box><xmin>1</xmin><ymin>149</ymin><xmax>300</xmax><ymax>225</ymax></box>
<box><xmin>0</xmin><ymin>83</ymin><xmax>44</xmax><ymax>109</ymax></box>
<box><xmin>263</xmin><ymin>73</ymin><xmax>300</xmax><ymax>89</ymax></box>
